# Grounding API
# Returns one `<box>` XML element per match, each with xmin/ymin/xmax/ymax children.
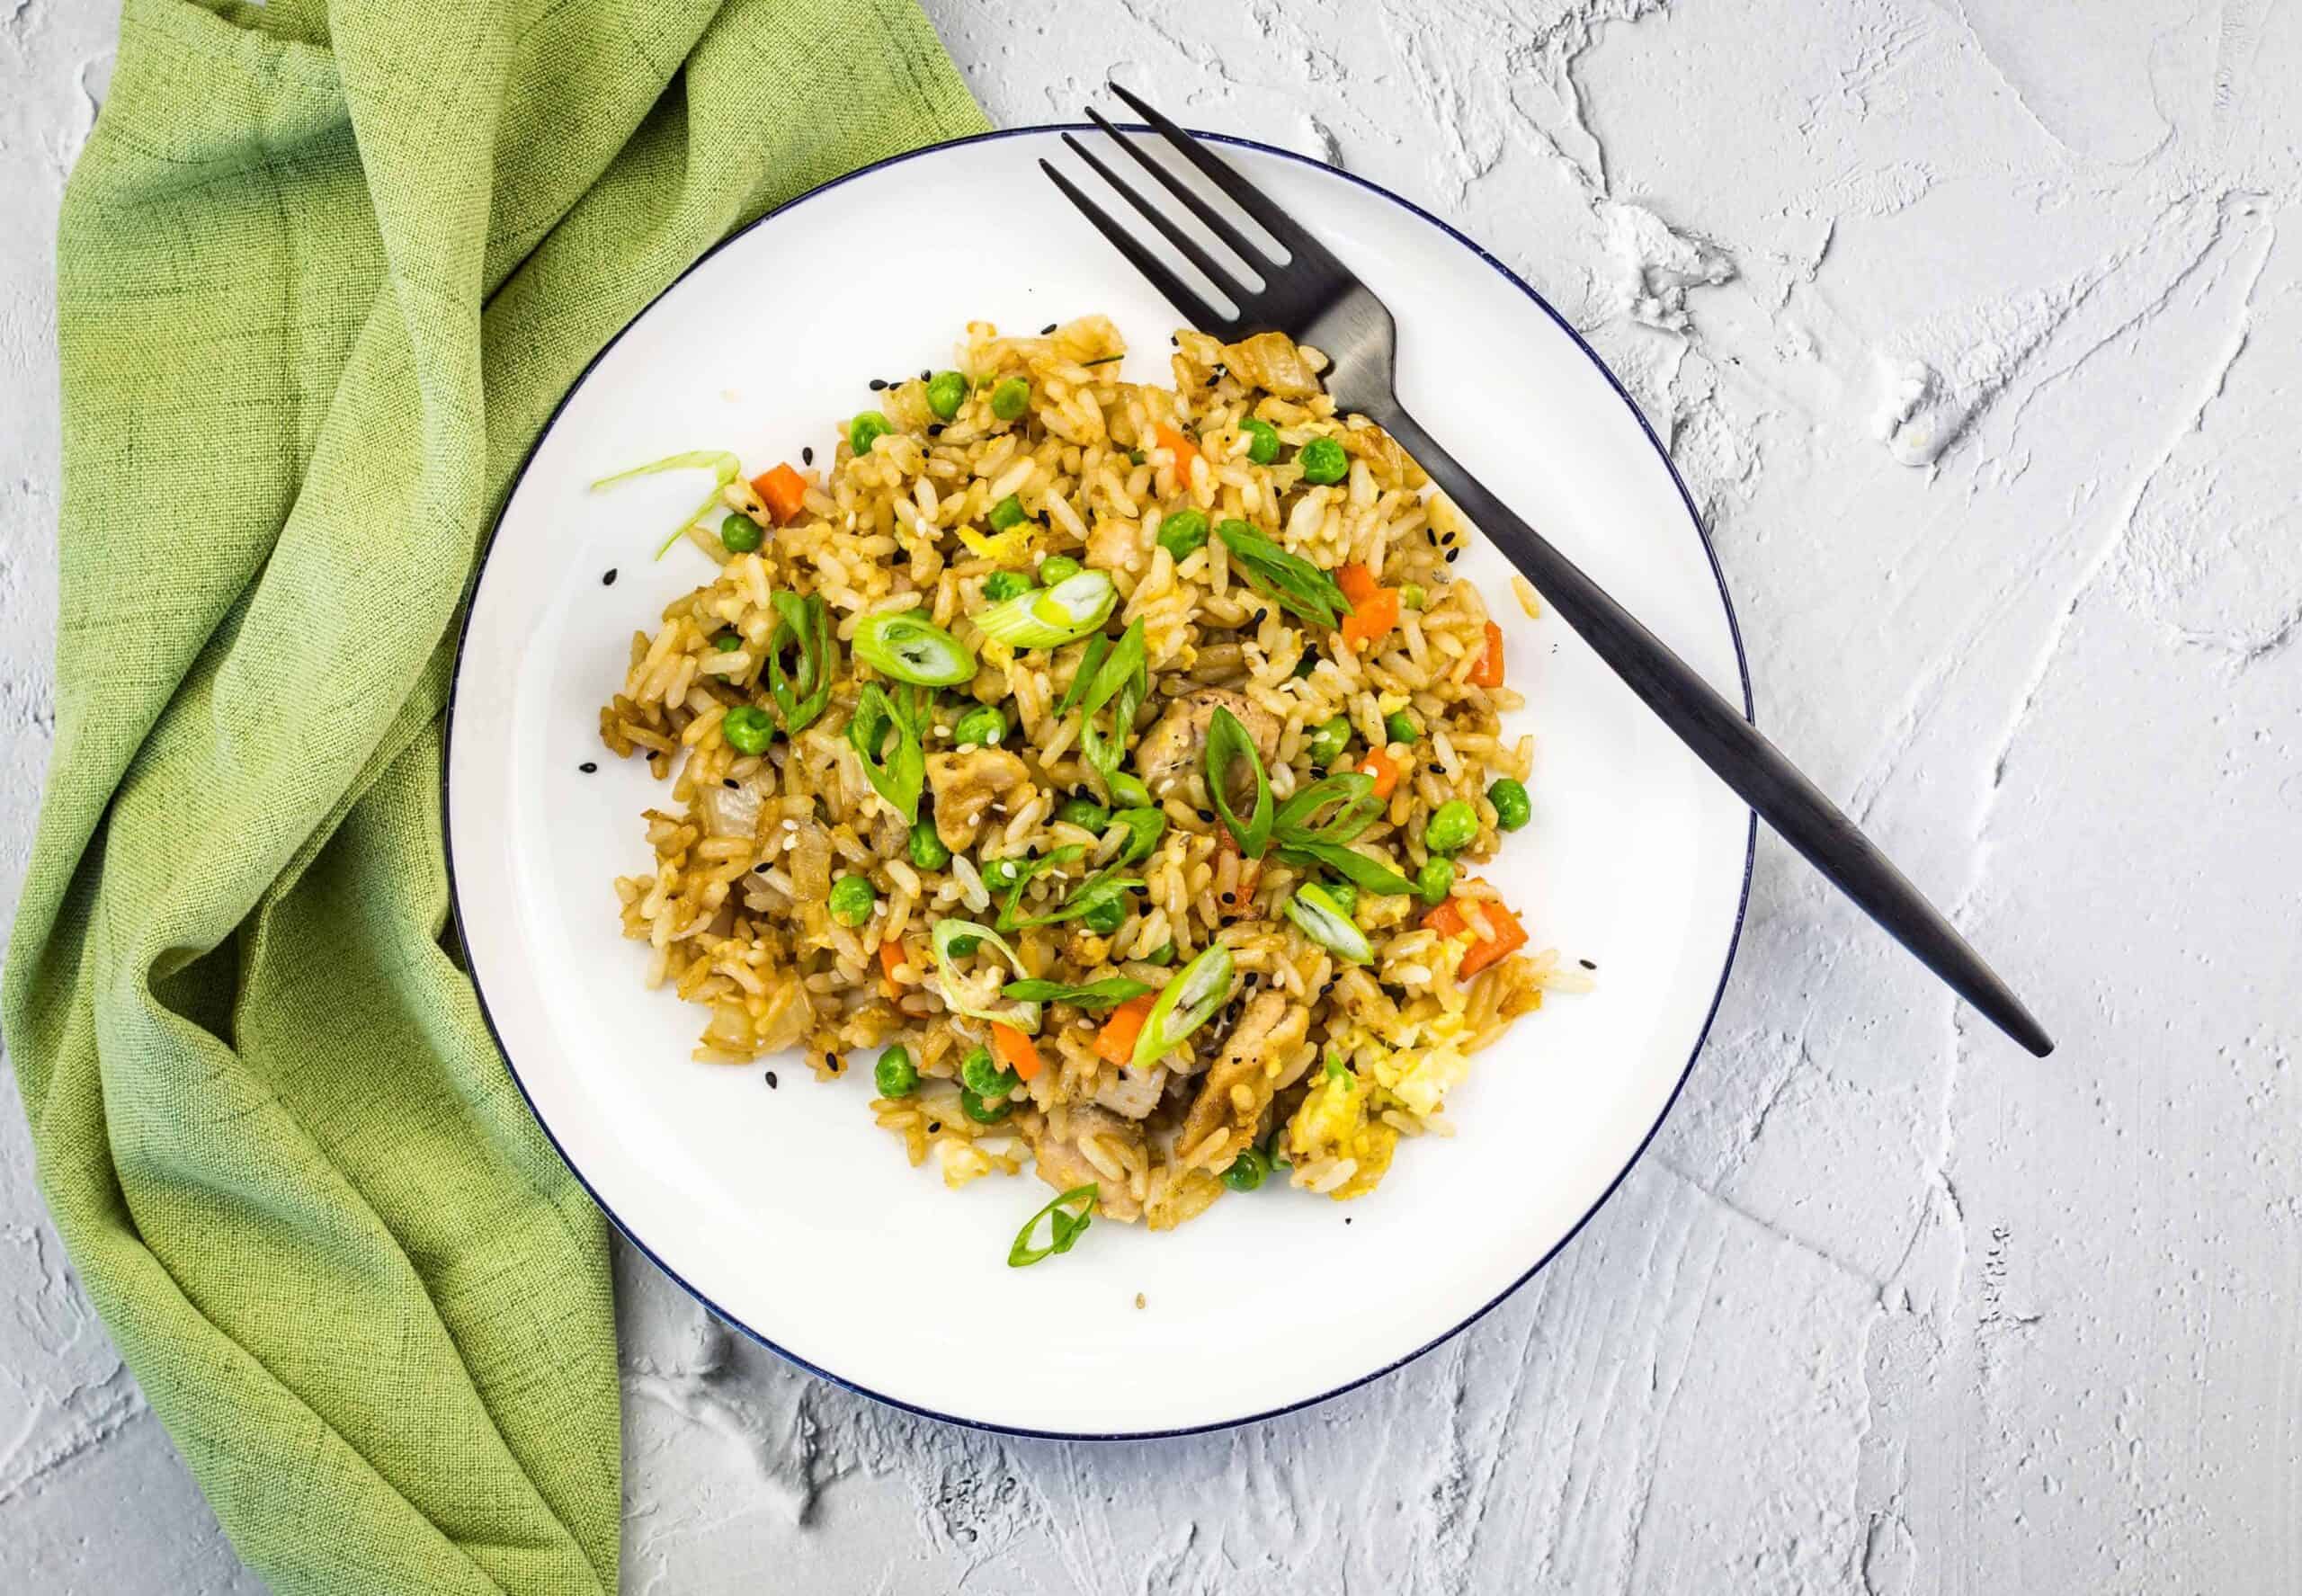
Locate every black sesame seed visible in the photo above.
<box><xmin>1425</xmin><ymin>529</ymin><xmax>1438</xmax><ymax>545</ymax></box>
<box><xmin>920</xmin><ymin>369</ymin><xmax>932</xmax><ymax>381</ymax></box>
<box><xmin>764</xmin><ymin>1071</ymin><xmax>779</xmax><ymax>1089</ymax></box>
<box><xmin>927</xmin><ymin>1121</ymin><xmax>942</xmax><ymax>1133</ymax></box>
<box><xmin>754</xmin><ymin>862</ymin><xmax>770</xmax><ymax>873</ymax></box>
<box><xmin>724</xmin><ymin>778</ymin><xmax>739</xmax><ymax>789</ymax></box>
<box><xmin>602</xmin><ymin>568</ymin><xmax>618</xmax><ymax>585</ymax></box>
<box><xmin>928</xmin><ymin>424</ymin><xmax>944</xmax><ymax>436</ymax></box>
<box><xmin>1428</xmin><ymin>763</ymin><xmax>1443</xmax><ymax>776</ymax></box>
<box><xmin>1040</xmin><ymin>322</ymin><xmax>1057</xmax><ymax>334</ymax></box>
<box><xmin>869</xmin><ymin>379</ymin><xmax>888</xmax><ymax>392</ymax></box>
<box><xmin>578</xmin><ymin>761</ymin><xmax>598</xmax><ymax>774</ymax></box>
<box><xmin>1252</xmin><ymin>609</ymin><xmax>1268</xmax><ymax>626</ymax></box>
<box><xmin>1445</xmin><ymin>548</ymin><xmax>1460</xmax><ymax>563</ymax></box>
<box><xmin>1220</xmin><ymin>892</ymin><xmax>1235</xmax><ymax>905</ymax></box>
<box><xmin>1344</xmin><ymin>1217</ymin><xmax>1353</xmax><ymax>1226</ymax></box>
<box><xmin>1197</xmin><ymin>809</ymin><xmax>1215</xmax><ymax>823</ymax></box>
<box><xmin>1169</xmin><ymin>334</ymin><xmax>1179</xmax><ymax>345</ymax></box>
<box><xmin>1579</xmin><ymin>958</ymin><xmax>1598</xmax><ymax>970</ymax></box>
<box><xmin>802</xmin><ymin>446</ymin><xmax>815</xmax><ymax>465</ymax></box>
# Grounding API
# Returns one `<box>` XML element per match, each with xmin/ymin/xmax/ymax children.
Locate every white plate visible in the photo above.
<box><xmin>446</xmin><ymin>128</ymin><xmax>1753</xmax><ymax>1437</ymax></box>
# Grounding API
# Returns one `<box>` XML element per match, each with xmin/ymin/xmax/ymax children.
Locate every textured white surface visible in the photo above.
<box><xmin>3</xmin><ymin>1</ymin><xmax>2297</xmax><ymax>1591</ymax></box>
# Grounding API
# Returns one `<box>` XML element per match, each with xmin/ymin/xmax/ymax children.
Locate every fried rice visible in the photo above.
<box><xmin>596</xmin><ymin>316</ymin><xmax>1589</xmax><ymax>1240</ymax></box>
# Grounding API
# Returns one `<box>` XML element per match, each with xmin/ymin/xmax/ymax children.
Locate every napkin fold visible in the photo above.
<box><xmin>2</xmin><ymin>0</ymin><xmax>982</xmax><ymax>1587</ymax></box>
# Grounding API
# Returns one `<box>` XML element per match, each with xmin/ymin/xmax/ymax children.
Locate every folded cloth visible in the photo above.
<box><xmin>1</xmin><ymin>0</ymin><xmax>982</xmax><ymax>1588</ymax></box>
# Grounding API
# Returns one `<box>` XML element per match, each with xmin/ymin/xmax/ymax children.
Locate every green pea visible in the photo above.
<box><xmin>1127</xmin><ymin>449</ymin><xmax>1147</xmax><ymax>466</ymax></box>
<box><xmin>712</xmin><ymin>631</ymin><xmax>742</xmax><ymax>652</ymax></box>
<box><xmin>959</xmin><ymin>1086</ymin><xmax>1013</xmax><ymax>1124</ymax></box>
<box><xmin>1222</xmin><ymin>1146</ymin><xmax>1271</xmax><ymax>1192</ymax></box>
<box><xmin>1400</xmin><ymin>583</ymin><xmax>1428</xmax><ymax>611</ymax></box>
<box><xmin>1323</xmin><ymin>879</ymin><xmax>1359</xmax><ymax>916</ymax></box>
<box><xmin>1147</xmin><ymin>941</ymin><xmax>1176</xmax><ymax>967</ymax></box>
<box><xmin>718</xmin><ymin>513</ymin><xmax>763</xmax><ymax>555</ymax></box>
<box><xmin>1112</xmin><ymin>807</ymin><xmax>1167</xmax><ymax>864</ymax></box>
<box><xmin>983</xmin><ymin>570</ymin><xmax>1030</xmax><ymax>602</ymax></box>
<box><xmin>1081</xmin><ymin>895</ymin><xmax>1128</xmax><ymax>935</ymax></box>
<box><xmin>720</xmin><ymin>704</ymin><xmax>774</xmax><ymax>754</ymax></box>
<box><xmin>947</xmin><ymin>932</ymin><xmax>983</xmax><ymax>958</ymax></box>
<box><xmin>1384</xmin><ymin>709</ymin><xmax>1419</xmax><ymax>745</ymax></box>
<box><xmin>1425</xmin><ymin>799</ymin><xmax>1477</xmax><ymax>855</ymax></box>
<box><xmin>987</xmin><ymin>494</ymin><xmax>1027</xmax><ymax>532</ymax></box>
<box><xmin>1039</xmin><ymin>554</ymin><xmax>1082</xmax><ymax>584</ymax></box>
<box><xmin>990</xmin><ymin>378</ymin><xmax>1031</xmax><ymax>422</ymax></box>
<box><xmin>1057</xmin><ymin>797</ymin><xmax>1111</xmax><ymax>832</ymax></box>
<box><xmin>1239</xmin><ymin>416</ymin><xmax>1280</xmax><ymax>464</ymax></box>
<box><xmin>1155</xmin><ymin>508</ymin><xmax>1209</xmax><ymax>561</ymax></box>
<box><xmin>1488</xmin><ymin>779</ymin><xmax>1531</xmax><ymax>833</ymax></box>
<box><xmin>960</xmin><ymin>1047</ymin><xmax>1017</xmax><ymax>1100</ymax></box>
<box><xmin>1297</xmin><ymin>436</ymin><xmax>1348</xmax><ymax>485</ymax></box>
<box><xmin>1305</xmin><ymin>715</ymin><xmax>1353</xmax><ymax>771</ymax></box>
<box><xmin>908</xmin><ymin>819</ymin><xmax>951</xmax><ymax>869</ymax></box>
<box><xmin>874</xmin><ymin>1046</ymin><xmax>919</xmax><ymax>1098</ymax></box>
<box><xmin>828</xmin><ymin>874</ymin><xmax>877</xmax><ymax>926</ymax></box>
<box><xmin>926</xmin><ymin>370</ymin><xmax>968</xmax><ymax>420</ymax></box>
<box><xmin>1415</xmin><ymin>855</ymin><xmax>1457</xmax><ymax>905</ymax></box>
<box><xmin>849</xmin><ymin>410</ymin><xmax>892</xmax><ymax>456</ymax></box>
<box><xmin>979</xmin><ymin>857</ymin><xmax>1026</xmax><ymax>894</ymax></box>
<box><xmin>952</xmin><ymin>704</ymin><xmax>1007</xmax><ymax>748</ymax></box>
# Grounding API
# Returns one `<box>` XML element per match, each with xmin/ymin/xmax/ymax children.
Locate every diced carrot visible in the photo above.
<box><xmin>1336</xmin><ymin>563</ymin><xmax>1382</xmax><ymax>604</ymax></box>
<box><xmin>1359</xmin><ymin>745</ymin><xmax>1403</xmax><ymax>798</ymax></box>
<box><xmin>1422</xmin><ymin>896</ymin><xmax>1528</xmax><ymax>977</ymax></box>
<box><xmin>1470</xmin><ymin>620</ymin><xmax>1505</xmax><ymax>688</ymax></box>
<box><xmin>991</xmin><ymin>1021</ymin><xmax>1042</xmax><ymax>1083</ymax></box>
<box><xmin>1155</xmin><ymin>424</ymin><xmax>1200</xmax><ymax>477</ymax></box>
<box><xmin>1096</xmin><ymin>994</ymin><xmax>1156</xmax><ymax>1065</ymax></box>
<box><xmin>877</xmin><ymin>938</ymin><xmax>910</xmax><ymax>989</ymax></box>
<box><xmin>1340</xmin><ymin>586</ymin><xmax>1400</xmax><ymax>653</ymax></box>
<box><xmin>751</xmin><ymin>462</ymin><xmax>807</xmax><ymax>526</ymax></box>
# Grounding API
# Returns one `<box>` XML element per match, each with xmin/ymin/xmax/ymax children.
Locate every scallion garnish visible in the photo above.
<box><xmin>765</xmin><ymin>591</ymin><xmax>836</xmax><ymax>733</ymax></box>
<box><xmin>1205</xmin><ymin>706</ymin><xmax>1274</xmax><ymax>858</ymax></box>
<box><xmin>1281</xmin><ymin>883</ymin><xmax>1372</xmax><ymax>963</ymax></box>
<box><xmin>974</xmin><ymin>570</ymin><xmax>1118</xmax><ymax>649</ymax></box>
<box><xmin>1077</xmin><ymin>620</ymin><xmax>1151</xmax><ymax>807</ymax></box>
<box><xmin>590</xmin><ymin>450</ymin><xmax>742</xmax><ymax>558</ymax></box>
<box><xmin>1130</xmin><ymin>942</ymin><xmax>1235</xmax><ymax>1069</ymax></box>
<box><xmin>846</xmin><ymin>684</ymin><xmax>926</xmax><ymax>823</ymax></box>
<box><xmin>929</xmin><ymin>919</ymin><xmax>1040</xmax><ymax>1031</ymax></box>
<box><xmin>1273</xmin><ymin>839</ymin><xmax>1420</xmax><ymax>898</ymax></box>
<box><xmin>1009</xmin><ymin>1183</ymin><xmax>1098</xmax><ymax>1267</ymax></box>
<box><xmin>1271</xmin><ymin>771</ymin><xmax>1383</xmax><ymax>847</ymax></box>
<box><xmin>1214</xmin><ymin>519</ymin><xmax>1352</xmax><ymax>629</ymax></box>
<box><xmin>852</xmin><ymin>611</ymin><xmax>977</xmax><ymax>686</ymax></box>
<box><xmin>1000</xmin><ymin>976</ymin><xmax>1158</xmax><ymax>1008</ymax></box>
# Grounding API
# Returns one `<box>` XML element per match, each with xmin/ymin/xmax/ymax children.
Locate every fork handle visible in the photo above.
<box><xmin>1375</xmin><ymin>403</ymin><xmax>2054</xmax><ymax>1057</ymax></box>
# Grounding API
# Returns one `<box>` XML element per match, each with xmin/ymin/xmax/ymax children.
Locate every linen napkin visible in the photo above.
<box><xmin>2</xmin><ymin>0</ymin><xmax>983</xmax><ymax>1588</ymax></box>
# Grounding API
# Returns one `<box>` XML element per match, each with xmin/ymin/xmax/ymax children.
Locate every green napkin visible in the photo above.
<box><xmin>1</xmin><ymin>0</ymin><xmax>982</xmax><ymax>1588</ymax></box>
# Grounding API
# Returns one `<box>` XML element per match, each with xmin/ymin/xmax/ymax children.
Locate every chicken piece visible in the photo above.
<box><xmin>1220</xmin><ymin>331</ymin><xmax>1322</xmax><ymax>398</ymax></box>
<box><xmin>1175</xmin><ymin>991</ymin><xmax>1310</xmax><ymax>1173</ymax></box>
<box><xmin>924</xmin><ymin>747</ymin><xmax>1031</xmax><ymax>853</ymax></box>
<box><xmin>1027</xmin><ymin>1103</ymin><xmax>1144</xmax><ymax>1221</ymax></box>
<box><xmin>1093</xmin><ymin>1062</ymin><xmax>1169</xmax><ymax>1120</ymax></box>
<box><xmin>1086</xmin><ymin>515</ymin><xmax>1143</xmax><ymax>574</ymax></box>
<box><xmin>1133</xmin><ymin>688</ymin><xmax>1281</xmax><ymax>800</ymax></box>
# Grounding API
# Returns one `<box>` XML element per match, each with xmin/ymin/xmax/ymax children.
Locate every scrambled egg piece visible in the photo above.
<box><xmin>1362</xmin><ymin>1013</ymin><xmax>1476</xmax><ymax>1119</ymax></box>
<box><xmin>956</xmin><ymin>524</ymin><xmax>1031</xmax><ymax>563</ymax></box>
<box><xmin>1284</xmin><ymin>1067</ymin><xmax>1397</xmax><ymax>1200</ymax></box>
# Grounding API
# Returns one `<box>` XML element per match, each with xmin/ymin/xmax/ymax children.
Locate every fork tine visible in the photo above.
<box><xmin>1058</xmin><ymin>133</ymin><xmax>1254</xmax><ymax>309</ymax></box>
<box><xmin>1039</xmin><ymin>159</ymin><xmax>1235</xmax><ymax>334</ymax></box>
<box><xmin>1103</xmin><ymin>80</ymin><xmax>1334</xmax><ymax>264</ymax></box>
<box><xmin>1084</xmin><ymin>107</ymin><xmax>1273</xmax><ymax>272</ymax></box>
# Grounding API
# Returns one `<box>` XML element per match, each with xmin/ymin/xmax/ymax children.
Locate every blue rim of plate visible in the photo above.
<box><xmin>443</xmin><ymin>122</ymin><xmax>1756</xmax><ymax>1441</ymax></box>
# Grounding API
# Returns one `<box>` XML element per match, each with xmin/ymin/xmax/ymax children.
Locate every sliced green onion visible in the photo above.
<box><xmin>1111</xmin><ymin>806</ymin><xmax>1166</xmax><ymax>865</ymax></box>
<box><xmin>1131</xmin><ymin>943</ymin><xmax>1235</xmax><ymax>1069</ymax></box>
<box><xmin>765</xmin><ymin>592</ymin><xmax>836</xmax><ymax>733</ymax></box>
<box><xmin>1274</xmin><ymin>840</ymin><xmax>1419</xmax><ymax>898</ymax></box>
<box><xmin>1005</xmin><ymin>864</ymin><xmax>1142</xmax><ymax>931</ymax></box>
<box><xmin>1057</xmin><ymin>633</ymin><xmax>1112</xmax><ymax>715</ymax></box>
<box><xmin>590</xmin><ymin>450</ymin><xmax>742</xmax><ymax>559</ymax></box>
<box><xmin>1282</xmin><ymin>883</ymin><xmax>1371</xmax><ymax>964</ymax></box>
<box><xmin>975</xmin><ymin>570</ymin><xmax>1117</xmax><ymax>649</ymax></box>
<box><xmin>847</xmin><ymin>684</ymin><xmax>925</xmax><ymax>823</ymax></box>
<box><xmin>852</xmin><ymin>612</ymin><xmax>976</xmax><ymax>686</ymax></box>
<box><xmin>1272</xmin><ymin>771</ymin><xmax>1382</xmax><ymax>847</ymax></box>
<box><xmin>1077</xmin><ymin>620</ymin><xmax>1148</xmax><ymax>804</ymax></box>
<box><xmin>929</xmin><ymin>919</ymin><xmax>1040</xmax><ymax>1031</ymax></box>
<box><xmin>986</xmin><ymin>844</ymin><xmax>1087</xmax><ymax>928</ymax></box>
<box><xmin>1205</xmin><ymin>706</ymin><xmax>1273</xmax><ymax>858</ymax></box>
<box><xmin>1009</xmin><ymin>1183</ymin><xmax>1097</xmax><ymax>1268</ymax></box>
<box><xmin>1000</xmin><ymin>976</ymin><xmax>1158</xmax><ymax>1009</ymax></box>
<box><xmin>1214</xmin><ymin>519</ymin><xmax>1352</xmax><ymax>629</ymax></box>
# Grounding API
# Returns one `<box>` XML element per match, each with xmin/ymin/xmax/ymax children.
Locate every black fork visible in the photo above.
<box><xmin>1044</xmin><ymin>83</ymin><xmax>2053</xmax><ymax>1058</ymax></box>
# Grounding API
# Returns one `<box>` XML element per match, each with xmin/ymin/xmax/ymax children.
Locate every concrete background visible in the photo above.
<box><xmin>5</xmin><ymin>0</ymin><xmax>2298</xmax><ymax>1591</ymax></box>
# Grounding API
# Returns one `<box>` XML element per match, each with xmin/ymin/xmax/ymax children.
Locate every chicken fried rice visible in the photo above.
<box><xmin>596</xmin><ymin>317</ymin><xmax>1588</xmax><ymax>1255</ymax></box>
